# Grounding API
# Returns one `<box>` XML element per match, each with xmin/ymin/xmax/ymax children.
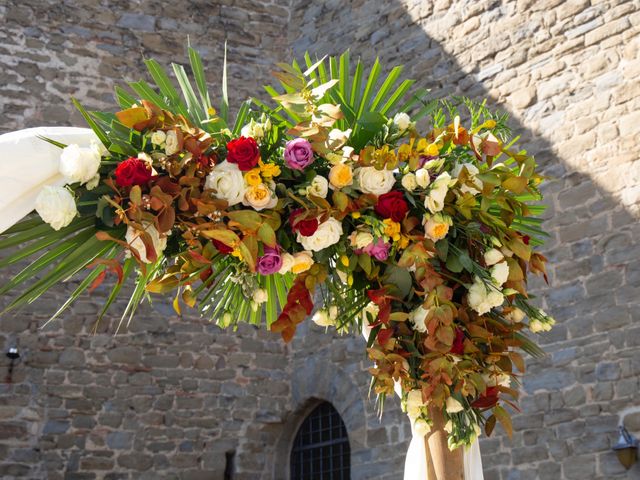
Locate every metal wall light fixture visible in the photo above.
<box><xmin>5</xmin><ymin>346</ymin><xmax>20</xmax><ymax>383</ymax></box>
<box><xmin>613</xmin><ymin>425</ymin><xmax>638</xmax><ymax>470</ymax></box>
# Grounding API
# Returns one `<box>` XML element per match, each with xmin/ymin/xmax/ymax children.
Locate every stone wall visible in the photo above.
<box><xmin>1</xmin><ymin>0</ymin><xmax>640</xmax><ymax>479</ymax></box>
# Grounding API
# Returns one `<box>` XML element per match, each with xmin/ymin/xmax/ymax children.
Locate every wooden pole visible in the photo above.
<box><xmin>424</xmin><ymin>406</ymin><xmax>465</xmax><ymax>480</ymax></box>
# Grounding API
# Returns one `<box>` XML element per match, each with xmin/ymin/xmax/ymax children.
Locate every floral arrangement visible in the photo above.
<box><xmin>0</xmin><ymin>49</ymin><xmax>554</xmax><ymax>448</ymax></box>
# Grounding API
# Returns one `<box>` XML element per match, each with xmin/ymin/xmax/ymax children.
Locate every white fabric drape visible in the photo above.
<box><xmin>0</xmin><ymin>127</ymin><xmax>97</xmax><ymax>233</ymax></box>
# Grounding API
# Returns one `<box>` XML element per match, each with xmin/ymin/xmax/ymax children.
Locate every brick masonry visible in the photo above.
<box><xmin>0</xmin><ymin>1</ymin><xmax>639</xmax><ymax>479</ymax></box>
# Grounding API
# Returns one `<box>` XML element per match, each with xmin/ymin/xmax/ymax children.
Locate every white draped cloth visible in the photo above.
<box><xmin>0</xmin><ymin>127</ymin><xmax>98</xmax><ymax>233</ymax></box>
<box><xmin>0</xmin><ymin>127</ymin><xmax>484</xmax><ymax>478</ymax></box>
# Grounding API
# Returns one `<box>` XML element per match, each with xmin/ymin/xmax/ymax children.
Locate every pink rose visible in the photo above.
<box><xmin>284</xmin><ymin>138</ymin><xmax>314</xmax><ymax>170</ymax></box>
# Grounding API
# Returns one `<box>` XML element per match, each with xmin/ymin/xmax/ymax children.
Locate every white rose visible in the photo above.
<box><xmin>35</xmin><ymin>186</ymin><xmax>77</xmax><ymax>230</ymax></box>
<box><xmin>484</xmin><ymin>248</ymin><xmax>504</xmax><ymax>266</ymax></box>
<box><xmin>59</xmin><ymin>143</ymin><xmax>101</xmax><ymax>184</ymax></box>
<box><xmin>279</xmin><ymin>253</ymin><xmax>294</xmax><ymax>274</ymax></box>
<box><xmin>393</xmin><ymin>112</ymin><xmax>412</xmax><ymax>131</ymax></box>
<box><xmin>312</xmin><ymin>309</ymin><xmax>335</xmax><ymax>327</ymax></box>
<box><xmin>125</xmin><ymin>222</ymin><xmax>167</xmax><ymax>263</ymax></box>
<box><xmin>165</xmin><ymin>130</ymin><xmax>180</xmax><ymax>155</ymax></box>
<box><xmin>415</xmin><ymin>168</ymin><xmax>431</xmax><ymax>188</ymax></box>
<box><xmin>405</xmin><ymin>389</ymin><xmax>425</xmax><ymax>419</ymax></box>
<box><xmin>529</xmin><ymin>319</ymin><xmax>550</xmax><ymax>333</ymax></box>
<box><xmin>241</xmin><ymin>119</ymin><xmax>265</xmax><ymax>140</ymax></box>
<box><xmin>445</xmin><ymin>396</ymin><xmax>464</xmax><ymax>414</ymax></box>
<box><xmin>297</xmin><ymin>217</ymin><xmax>343</xmax><ymax>252</ymax></box>
<box><xmin>355</xmin><ymin>166</ymin><xmax>395</xmax><ymax>195</ymax></box>
<box><xmin>401</xmin><ymin>172</ymin><xmax>417</xmax><ymax>192</ymax></box>
<box><xmin>452</xmin><ymin>162</ymin><xmax>483</xmax><ymax>195</ymax></box>
<box><xmin>205</xmin><ymin>161</ymin><xmax>245</xmax><ymax>206</ymax></box>
<box><xmin>409</xmin><ymin>305</ymin><xmax>429</xmax><ymax>333</ymax></box>
<box><xmin>252</xmin><ymin>288</ymin><xmax>268</xmax><ymax>304</ymax></box>
<box><xmin>491</xmin><ymin>261</ymin><xmax>509</xmax><ymax>286</ymax></box>
<box><xmin>306</xmin><ymin>175</ymin><xmax>329</xmax><ymax>199</ymax></box>
<box><xmin>425</xmin><ymin>172</ymin><xmax>451</xmax><ymax>213</ymax></box>
<box><xmin>150</xmin><ymin>130</ymin><xmax>166</xmax><ymax>146</ymax></box>
<box><xmin>413</xmin><ymin>417</ymin><xmax>431</xmax><ymax>437</ymax></box>
<box><xmin>468</xmin><ymin>276</ymin><xmax>504</xmax><ymax>315</ymax></box>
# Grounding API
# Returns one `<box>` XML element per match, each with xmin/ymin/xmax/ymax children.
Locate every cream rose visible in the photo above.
<box><xmin>423</xmin><ymin>214</ymin><xmax>451</xmax><ymax>242</ymax></box>
<box><xmin>279</xmin><ymin>253</ymin><xmax>295</xmax><ymax>274</ymax></box>
<box><xmin>291</xmin><ymin>251</ymin><xmax>314</xmax><ymax>274</ymax></box>
<box><xmin>504</xmin><ymin>307</ymin><xmax>526</xmax><ymax>323</ymax></box>
<box><xmin>425</xmin><ymin>172</ymin><xmax>451</xmax><ymax>213</ymax></box>
<box><xmin>126</xmin><ymin>222</ymin><xmax>167</xmax><ymax>263</ymax></box>
<box><xmin>243</xmin><ymin>183</ymin><xmax>277</xmax><ymax>211</ymax></box>
<box><xmin>297</xmin><ymin>217</ymin><xmax>343</xmax><ymax>252</ymax></box>
<box><xmin>405</xmin><ymin>389</ymin><xmax>425</xmax><ymax>419</ymax></box>
<box><xmin>165</xmin><ymin>130</ymin><xmax>179</xmax><ymax>155</ymax></box>
<box><xmin>205</xmin><ymin>161</ymin><xmax>245</xmax><ymax>206</ymax></box>
<box><xmin>150</xmin><ymin>130</ymin><xmax>166</xmax><ymax>146</ymax></box>
<box><xmin>59</xmin><ymin>143</ymin><xmax>101</xmax><ymax>185</ymax></box>
<box><xmin>413</xmin><ymin>417</ymin><xmax>431</xmax><ymax>437</ymax></box>
<box><xmin>306</xmin><ymin>175</ymin><xmax>329</xmax><ymax>199</ymax></box>
<box><xmin>355</xmin><ymin>166</ymin><xmax>395</xmax><ymax>195</ymax></box>
<box><xmin>35</xmin><ymin>186</ymin><xmax>77</xmax><ymax>230</ymax></box>
<box><xmin>401</xmin><ymin>172</ymin><xmax>417</xmax><ymax>192</ymax></box>
<box><xmin>349</xmin><ymin>230</ymin><xmax>374</xmax><ymax>249</ymax></box>
<box><xmin>328</xmin><ymin>163</ymin><xmax>353</xmax><ymax>189</ymax></box>
<box><xmin>445</xmin><ymin>396</ymin><xmax>464</xmax><ymax>414</ymax></box>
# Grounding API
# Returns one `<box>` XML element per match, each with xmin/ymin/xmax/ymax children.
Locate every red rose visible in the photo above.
<box><xmin>115</xmin><ymin>157</ymin><xmax>152</xmax><ymax>187</ymax></box>
<box><xmin>226</xmin><ymin>136</ymin><xmax>260</xmax><ymax>171</ymax></box>
<box><xmin>374</xmin><ymin>191</ymin><xmax>409</xmax><ymax>222</ymax></box>
<box><xmin>289</xmin><ymin>208</ymin><xmax>319</xmax><ymax>237</ymax></box>
<box><xmin>212</xmin><ymin>239</ymin><xmax>234</xmax><ymax>255</ymax></box>
<box><xmin>449</xmin><ymin>328</ymin><xmax>465</xmax><ymax>355</ymax></box>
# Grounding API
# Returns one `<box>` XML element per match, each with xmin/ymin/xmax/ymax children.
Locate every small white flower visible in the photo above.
<box><xmin>468</xmin><ymin>276</ymin><xmax>504</xmax><ymax>315</ymax></box>
<box><xmin>405</xmin><ymin>389</ymin><xmax>425</xmax><ymax>419</ymax></box>
<box><xmin>306</xmin><ymin>175</ymin><xmax>329</xmax><ymax>199</ymax></box>
<box><xmin>484</xmin><ymin>248</ymin><xmax>504</xmax><ymax>266</ymax></box>
<box><xmin>35</xmin><ymin>186</ymin><xmax>77</xmax><ymax>230</ymax></box>
<box><xmin>312</xmin><ymin>309</ymin><xmax>335</xmax><ymax>327</ymax></box>
<box><xmin>445</xmin><ymin>396</ymin><xmax>464</xmax><ymax>414</ymax></box>
<box><xmin>241</xmin><ymin>119</ymin><xmax>266</xmax><ymax>140</ymax></box>
<box><xmin>413</xmin><ymin>417</ymin><xmax>431</xmax><ymax>437</ymax></box>
<box><xmin>409</xmin><ymin>305</ymin><xmax>429</xmax><ymax>333</ymax></box>
<box><xmin>125</xmin><ymin>222</ymin><xmax>167</xmax><ymax>263</ymax></box>
<box><xmin>297</xmin><ymin>217</ymin><xmax>343</xmax><ymax>252</ymax></box>
<box><xmin>401</xmin><ymin>172</ymin><xmax>418</xmax><ymax>192</ymax></box>
<box><xmin>491</xmin><ymin>261</ymin><xmax>510</xmax><ymax>286</ymax></box>
<box><xmin>424</xmin><ymin>172</ymin><xmax>451</xmax><ymax>213</ymax></box>
<box><xmin>354</xmin><ymin>166</ymin><xmax>395</xmax><ymax>195</ymax></box>
<box><xmin>150</xmin><ymin>130</ymin><xmax>166</xmax><ymax>146</ymax></box>
<box><xmin>415</xmin><ymin>168</ymin><xmax>431</xmax><ymax>188</ymax></box>
<box><xmin>205</xmin><ymin>161</ymin><xmax>246</xmax><ymax>206</ymax></box>
<box><xmin>165</xmin><ymin>130</ymin><xmax>180</xmax><ymax>155</ymax></box>
<box><xmin>252</xmin><ymin>288</ymin><xmax>268</xmax><ymax>304</ymax></box>
<box><xmin>59</xmin><ymin>143</ymin><xmax>101</xmax><ymax>185</ymax></box>
<box><xmin>504</xmin><ymin>307</ymin><xmax>526</xmax><ymax>323</ymax></box>
<box><xmin>393</xmin><ymin>112</ymin><xmax>412</xmax><ymax>132</ymax></box>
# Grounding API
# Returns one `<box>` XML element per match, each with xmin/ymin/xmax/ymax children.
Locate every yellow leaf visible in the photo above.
<box><xmin>115</xmin><ymin>107</ymin><xmax>149</xmax><ymax>129</ymax></box>
<box><xmin>502</xmin><ymin>176</ymin><xmax>528</xmax><ymax>194</ymax></box>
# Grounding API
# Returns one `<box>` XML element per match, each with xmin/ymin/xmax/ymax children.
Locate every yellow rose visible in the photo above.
<box><xmin>243</xmin><ymin>183</ymin><xmax>277</xmax><ymax>211</ymax></box>
<box><xmin>329</xmin><ymin>163</ymin><xmax>353</xmax><ymax>189</ymax></box>
<box><xmin>291</xmin><ymin>251</ymin><xmax>314</xmax><ymax>274</ymax></box>
<box><xmin>383</xmin><ymin>219</ymin><xmax>401</xmax><ymax>242</ymax></box>
<box><xmin>244</xmin><ymin>168</ymin><xmax>262</xmax><ymax>186</ymax></box>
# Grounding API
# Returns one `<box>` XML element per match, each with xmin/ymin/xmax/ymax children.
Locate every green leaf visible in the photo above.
<box><xmin>72</xmin><ymin>98</ymin><xmax>110</xmax><ymax>147</ymax></box>
<box><xmin>221</xmin><ymin>40</ymin><xmax>229</xmax><ymax>123</ymax></box>
<box><xmin>188</xmin><ymin>46</ymin><xmax>212</xmax><ymax>113</ymax></box>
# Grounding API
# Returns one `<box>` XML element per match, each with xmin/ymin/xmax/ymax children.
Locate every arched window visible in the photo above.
<box><xmin>290</xmin><ymin>401</ymin><xmax>351</xmax><ymax>479</ymax></box>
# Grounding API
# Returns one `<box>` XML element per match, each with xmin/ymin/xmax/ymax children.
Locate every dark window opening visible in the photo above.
<box><xmin>224</xmin><ymin>450</ymin><xmax>235</xmax><ymax>480</ymax></box>
<box><xmin>290</xmin><ymin>402</ymin><xmax>351</xmax><ymax>480</ymax></box>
